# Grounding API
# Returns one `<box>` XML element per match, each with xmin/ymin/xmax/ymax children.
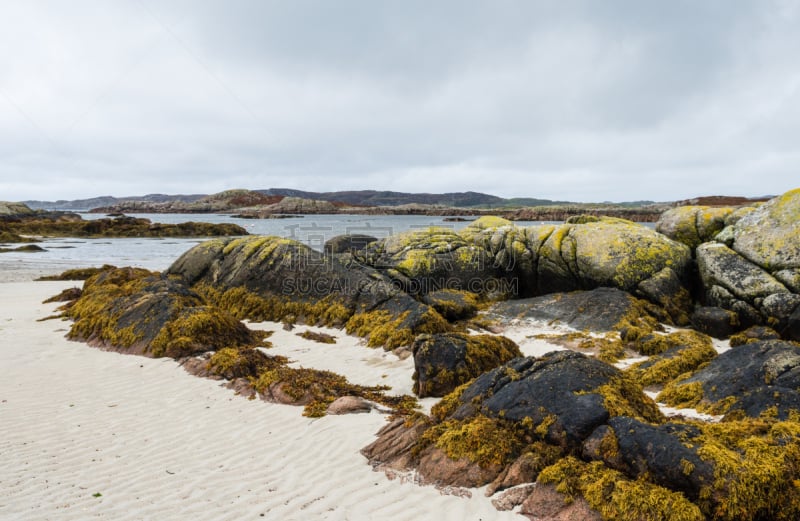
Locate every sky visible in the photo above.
<box><xmin>1</xmin><ymin>1</ymin><xmax>799</xmax><ymax>203</ymax></box>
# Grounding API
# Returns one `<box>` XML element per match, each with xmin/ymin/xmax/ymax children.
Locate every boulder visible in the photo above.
<box><xmin>488</xmin><ymin>287</ymin><xmax>661</xmax><ymax>334</ymax></box>
<box><xmin>690</xmin><ymin>306</ymin><xmax>740</xmax><ymax>338</ymax></box>
<box><xmin>449</xmin><ymin>351</ymin><xmax>662</xmax><ymax>448</ymax></box>
<box><xmin>697</xmin><ymin>242</ymin><xmax>800</xmax><ymax>338</ymax></box>
<box><xmin>326</xmin><ymin>396</ymin><xmax>372</xmax><ymax>415</ymax></box>
<box><xmin>519</xmin><ymin>484</ymin><xmax>602</xmax><ymax>521</ymax></box>
<box><xmin>167</xmin><ymin>236</ymin><xmax>449</xmax><ymax>349</ymax></box>
<box><xmin>421</xmin><ymin>289</ymin><xmax>479</xmax><ymax>321</ymax></box>
<box><xmin>583</xmin><ymin>418</ymin><xmax>714</xmax><ymax>501</ymax></box>
<box><xmin>463</xmin><ymin>218</ymin><xmax>693</xmax><ymax>323</ymax></box>
<box><xmin>732</xmin><ymin>188</ymin><xmax>800</xmax><ymax>271</ymax></box>
<box><xmin>356</xmin><ymin>226</ymin><xmax>505</xmax><ymax>297</ymax></box>
<box><xmin>65</xmin><ymin>267</ymin><xmax>260</xmax><ymax>358</ymax></box>
<box><xmin>412</xmin><ymin>332</ymin><xmax>521</xmax><ymax>397</ymax></box>
<box><xmin>659</xmin><ymin>340</ymin><xmax>800</xmax><ymax>418</ymax></box>
<box><xmin>691</xmin><ymin>190</ymin><xmax>800</xmax><ymax>340</ymax></box>
<box><xmin>323</xmin><ymin>234</ymin><xmax>378</xmax><ymax>255</ymax></box>
<box><xmin>655</xmin><ymin>206</ymin><xmax>734</xmax><ymax>249</ymax></box>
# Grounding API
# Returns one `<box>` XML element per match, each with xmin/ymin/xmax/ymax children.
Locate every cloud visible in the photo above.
<box><xmin>1</xmin><ymin>0</ymin><xmax>799</xmax><ymax>202</ymax></box>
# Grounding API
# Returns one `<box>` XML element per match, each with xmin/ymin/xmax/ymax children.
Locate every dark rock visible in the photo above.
<box><xmin>323</xmin><ymin>234</ymin><xmax>378</xmax><ymax>255</ymax></box>
<box><xmin>660</xmin><ymin>340</ymin><xmax>800</xmax><ymax>418</ymax></box>
<box><xmin>583</xmin><ymin>417</ymin><xmax>714</xmax><ymax>501</ymax></box>
<box><xmin>65</xmin><ymin>268</ymin><xmax>259</xmax><ymax>358</ymax></box>
<box><xmin>729</xmin><ymin>325</ymin><xmax>782</xmax><ymax>346</ymax></box>
<box><xmin>421</xmin><ymin>289</ymin><xmax>479</xmax><ymax>321</ymax></box>
<box><xmin>167</xmin><ymin>236</ymin><xmax>449</xmax><ymax>349</ymax></box>
<box><xmin>412</xmin><ymin>332</ymin><xmax>521</xmax><ymax>397</ymax></box>
<box><xmin>691</xmin><ymin>306</ymin><xmax>740</xmax><ymax>338</ymax></box>
<box><xmin>488</xmin><ymin>287</ymin><xmax>659</xmax><ymax>333</ymax></box>
<box><xmin>451</xmin><ymin>352</ymin><xmax>662</xmax><ymax>448</ymax></box>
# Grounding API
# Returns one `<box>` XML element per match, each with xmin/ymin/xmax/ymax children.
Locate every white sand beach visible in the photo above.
<box><xmin>0</xmin><ymin>281</ymin><xmax>519</xmax><ymax>521</ymax></box>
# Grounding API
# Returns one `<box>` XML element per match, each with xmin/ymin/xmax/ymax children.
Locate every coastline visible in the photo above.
<box><xmin>0</xmin><ymin>280</ymin><xmax>516</xmax><ymax>520</ymax></box>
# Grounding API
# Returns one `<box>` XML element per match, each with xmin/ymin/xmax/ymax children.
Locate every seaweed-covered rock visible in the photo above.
<box><xmin>656</xmin><ymin>206</ymin><xmax>734</xmax><ymax>249</ymax></box>
<box><xmin>412</xmin><ymin>333</ymin><xmax>521</xmax><ymax>397</ymax></box>
<box><xmin>488</xmin><ymin>287</ymin><xmax>661</xmax><ymax>334</ymax></box>
<box><xmin>729</xmin><ymin>325</ymin><xmax>782</xmax><ymax>346</ymax></box>
<box><xmin>583</xmin><ymin>418</ymin><xmax>714</xmax><ymax>501</ymax></box>
<box><xmin>421</xmin><ymin>289</ymin><xmax>480</xmax><ymax>321</ymax></box>
<box><xmin>357</xmin><ymin>226</ymin><xmax>505</xmax><ymax>297</ymax></box>
<box><xmin>659</xmin><ymin>340</ymin><xmax>800</xmax><ymax>418</ymax></box>
<box><xmin>627</xmin><ymin>330</ymin><xmax>717</xmax><ymax>386</ymax></box>
<box><xmin>167</xmin><ymin>236</ymin><xmax>449</xmax><ymax>349</ymax></box>
<box><xmin>449</xmin><ymin>352</ymin><xmax>662</xmax><ymax>447</ymax></box>
<box><xmin>65</xmin><ymin>267</ymin><xmax>260</xmax><ymax>358</ymax></box>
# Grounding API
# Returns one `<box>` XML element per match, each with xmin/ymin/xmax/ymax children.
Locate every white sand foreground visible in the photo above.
<box><xmin>0</xmin><ymin>281</ymin><xmax>518</xmax><ymax>521</ymax></box>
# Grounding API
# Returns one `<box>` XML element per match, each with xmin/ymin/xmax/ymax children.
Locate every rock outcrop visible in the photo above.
<box><xmin>659</xmin><ymin>339</ymin><xmax>800</xmax><ymax>419</ymax></box>
<box><xmin>692</xmin><ymin>189</ymin><xmax>800</xmax><ymax>340</ymax></box>
<box><xmin>412</xmin><ymin>333</ymin><xmax>521</xmax><ymax>397</ymax></box>
<box><xmin>167</xmin><ymin>236</ymin><xmax>450</xmax><ymax>349</ymax></box>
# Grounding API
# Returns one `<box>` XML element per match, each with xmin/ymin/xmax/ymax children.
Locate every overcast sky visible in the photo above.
<box><xmin>1</xmin><ymin>1</ymin><xmax>799</xmax><ymax>202</ymax></box>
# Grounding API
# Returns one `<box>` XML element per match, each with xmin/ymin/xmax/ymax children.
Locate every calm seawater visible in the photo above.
<box><xmin>0</xmin><ymin>214</ymin><xmax>541</xmax><ymax>277</ymax></box>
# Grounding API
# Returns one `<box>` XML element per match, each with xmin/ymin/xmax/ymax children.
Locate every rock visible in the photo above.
<box><xmin>0</xmin><ymin>201</ymin><xmax>35</xmax><ymax>216</ymax></box>
<box><xmin>729</xmin><ymin>325</ymin><xmax>782</xmax><ymax>346</ymax></box>
<box><xmin>519</xmin><ymin>484</ymin><xmax>602</xmax><ymax>521</ymax></box>
<box><xmin>421</xmin><ymin>289</ymin><xmax>479</xmax><ymax>321</ymax></box>
<box><xmin>490</xmin><ymin>484</ymin><xmax>536</xmax><ymax>511</ymax></box>
<box><xmin>357</xmin><ymin>226</ymin><xmax>505</xmax><ymax>297</ymax></box>
<box><xmin>65</xmin><ymin>267</ymin><xmax>260</xmax><ymax>358</ymax></box>
<box><xmin>326</xmin><ymin>396</ymin><xmax>372</xmax><ymax>415</ymax></box>
<box><xmin>627</xmin><ymin>331</ymin><xmax>717</xmax><ymax>387</ymax></box>
<box><xmin>540</xmin><ymin>220</ymin><xmax>691</xmax><ymax>319</ymax></box>
<box><xmin>659</xmin><ymin>340</ymin><xmax>800</xmax><ymax>418</ymax></box>
<box><xmin>692</xmin><ymin>190</ymin><xmax>800</xmax><ymax>340</ymax></box>
<box><xmin>691</xmin><ymin>306</ymin><xmax>740</xmax><ymax>338</ymax></box>
<box><xmin>361</xmin><ymin>418</ymin><xmax>428</xmax><ymax>472</ymax></box>
<box><xmin>583</xmin><ymin>418</ymin><xmax>714</xmax><ymax>501</ymax></box>
<box><xmin>416</xmin><ymin>447</ymin><xmax>504</xmax><ymax>488</ymax></box>
<box><xmin>167</xmin><ymin>236</ymin><xmax>449</xmax><ymax>349</ymax></box>
<box><xmin>450</xmin><ymin>352</ymin><xmax>662</xmax><ymax>448</ymax></box>
<box><xmin>488</xmin><ymin>287</ymin><xmax>661</xmax><ymax>334</ymax></box>
<box><xmin>656</xmin><ymin>206</ymin><xmax>734</xmax><ymax>249</ymax></box>
<box><xmin>463</xmin><ymin>218</ymin><xmax>693</xmax><ymax>322</ymax></box>
<box><xmin>732</xmin><ymin>188</ymin><xmax>800</xmax><ymax>272</ymax></box>
<box><xmin>323</xmin><ymin>234</ymin><xmax>378</xmax><ymax>255</ymax></box>
<box><xmin>0</xmin><ymin>244</ymin><xmax>45</xmax><ymax>252</ymax></box>
<box><xmin>412</xmin><ymin>332</ymin><xmax>521</xmax><ymax>397</ymax></box>
<box><xmin>486</xmin><ymin>447</ymin><xmax>562</xmax><ymax>496</ymax></box>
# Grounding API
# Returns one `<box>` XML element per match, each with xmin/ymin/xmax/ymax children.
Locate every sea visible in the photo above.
<box><xmin>0</xmin><ymin>213</ymin><xmax>539</xmax><ymax>281</ymax></box>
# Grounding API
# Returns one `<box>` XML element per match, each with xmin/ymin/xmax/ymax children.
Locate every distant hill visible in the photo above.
<box><xmin>257</xmin><ymin>189</ymin><xmax>508</xmax><ymax>207</ymax></box>
<box><xmin>24</xmin><ymin>193</ymin><xmax>204</xmax><ymax>212</ymax></box>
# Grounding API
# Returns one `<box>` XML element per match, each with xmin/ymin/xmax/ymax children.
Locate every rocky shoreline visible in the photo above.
<box><xmin>0</xmin><ymin>207</ymin><xmax>247</xmax><ymax>243</ymax></box>
<box><xmin>29</xmin><ymin>187</ymin><xmax>800</xmax><ymax>520</ymax></box>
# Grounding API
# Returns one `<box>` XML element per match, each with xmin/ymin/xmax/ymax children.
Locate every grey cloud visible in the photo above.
<box><xmin>0</xmin><ymin>0</ymin><xmax>798</xmax><ymax>201</ymax></box>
